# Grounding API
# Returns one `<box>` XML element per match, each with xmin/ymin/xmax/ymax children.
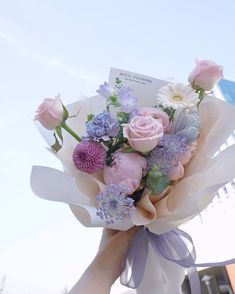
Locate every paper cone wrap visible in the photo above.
<box><xmin>30</xmin><ymin>69</ymin><xmax>235</xmax><ymax>293</ymax></box>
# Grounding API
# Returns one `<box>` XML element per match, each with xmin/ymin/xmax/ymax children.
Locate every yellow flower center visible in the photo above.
<box><xmin>172</xmin><ymin>95</ymin><xmax>184</xmax><ymax>102</ymax></box>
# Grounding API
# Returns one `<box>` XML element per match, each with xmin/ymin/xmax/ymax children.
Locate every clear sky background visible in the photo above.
<box><xmin>1</xmin><ymin>0</ymin><xmax>235</xmax><ymax>293</ymax></box>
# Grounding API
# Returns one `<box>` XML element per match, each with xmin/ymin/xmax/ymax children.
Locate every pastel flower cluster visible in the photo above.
<box><xmin>35</xmin><ymin>59</ymin><xmax>223</xmax><ymax>224</ymax></box>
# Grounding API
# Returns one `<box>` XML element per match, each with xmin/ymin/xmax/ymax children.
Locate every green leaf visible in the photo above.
<box><xmin>115</xmin><ymin>77</ymin><xmax>122</xmax><ymax>89</ymax></box>
<box><xmin>115</xmin><ymin>77</ymin><xmax>122</xmax><ymax>85</ymax></box>
<box><xmin>62</xmin><ymin>105</ymin><xmax>69</xmax><ymax>120</ymax></box>
<box><xmin>51</xmin><ymin>132</ymin><xmax>62</xmax><ymax>152</ymax></box>
<box><xmin>55</xmin><ymin>126</ymin><xmax>63</xmax><ymax>143</ymax></box>
<box><xmin>123</xmin><ymin>146</ymin><xmax>135</xmax><ymax>153</ymax></box>
<box><xmin>109</xmin><ymin>95</ymin><xmax>120</xmax><ymax>107</ymax></box>
<box><xmin>162</xmin><ymin>106</ymin><xmax>174</xmax><ymax>118</ymax></box>
<box><xmin>169</xmin><ymin>109</ymin><xmax>176</xmax><ymax>122</ymax></box>
<box><xmin>117</xmin><ymin>111</ymin><xmax>129</xmax><ymax>123</ymax></box>
<box><xmin>146</xmin><ymin>165</ymin><xmax>170</xmax><ymax>195</ymax></box>
<box><xmin>86</xmin><ymin>113</ymin><xmax>95</xmax><ymax>123</ymax></box>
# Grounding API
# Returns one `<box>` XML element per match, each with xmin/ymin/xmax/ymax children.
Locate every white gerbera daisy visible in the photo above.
<box><xmin>156</xmin><ymin>83</ymin><xmax>199</xmax><ymax>109</ymax></box>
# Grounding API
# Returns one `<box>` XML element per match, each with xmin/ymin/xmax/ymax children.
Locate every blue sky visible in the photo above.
<box><xmin>1</xmin><ymin>0</ymin><xmax>235</xmax><ymax>293</ymax></box>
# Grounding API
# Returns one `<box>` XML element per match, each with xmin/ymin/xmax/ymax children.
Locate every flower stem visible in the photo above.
<box><xmin>197</xmin><ymin>89</ymin><xmax>206</xmax><ymax>108</ymax></box>
<box><xmin>61</xmin><ymin>122</ymin><xmax>81</xmax><ymax>142</ymax></box>
<box><xmin>169</xmin><ymin>109</ymin><xmax>176</xmax><ymax>122</ymax></box>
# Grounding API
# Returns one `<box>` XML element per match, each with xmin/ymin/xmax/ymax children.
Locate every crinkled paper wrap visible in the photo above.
<box><xmin>30</xmin><ymin>70</ymin><xmax>235</xmax><ymax>293</ymax></box>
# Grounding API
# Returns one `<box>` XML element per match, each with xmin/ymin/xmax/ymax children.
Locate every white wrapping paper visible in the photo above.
<box><xmin>31</xmin><ymin>69</ymin><xmax>235</xmax><ymax>293</ymax></box>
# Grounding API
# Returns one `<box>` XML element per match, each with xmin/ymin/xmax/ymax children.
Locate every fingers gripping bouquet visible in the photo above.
<box><xmin>31</xmin><ymin>60</ymin><xmax>235</xmax><ymax>293</ymax></box>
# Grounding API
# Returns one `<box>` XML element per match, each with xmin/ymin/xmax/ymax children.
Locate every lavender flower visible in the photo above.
<box><xmin>97</xmin><ymin>82</ymin><xmax>115</xmax><ymax>99</ymax></box>
<box><xmin>73</xmin><ymin>141</ymin><xmax>106</xmax><ymax>174</ymax></box>
<box><xmin>118</xmin><ymin>87</ymin><xmax>137</xmax><ymax>113</ymax></box>
<box><xmin>86</xmin><ymin>111</ymin><xmax>120</xmax><ymax>141</ymax></box>
<box><xmin>172</xmin><ymin>109</ymin><xmax>201</xmax><ymax>143</ymax></box>
<box><xmin>147</xmin><ymin>134</ymin><xmax>187</xmax><ymax>176</ymax></box>
<box><xmin>96</xmin><ymin>184</ymin><xmax>135</xmax><ymax>225</ymax></box>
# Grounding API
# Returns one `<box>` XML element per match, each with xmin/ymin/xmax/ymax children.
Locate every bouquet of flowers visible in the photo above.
<box><xmin>31</xmin><ymin>60</ymin><xmax>235</xmax><ymax>294</ymax></box>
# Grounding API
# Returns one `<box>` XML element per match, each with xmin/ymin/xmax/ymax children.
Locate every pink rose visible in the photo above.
<box><xmin>123</xmin><ymin>116</ymin><xmax>164</xmax><ymax>152</ymax></box>
<box><xmin>35</xmin><ymin>98</ymin><xmax>65</xmax><ymax>130</ymax></box>
<box><xmin>138</xmin><ymin>107</ymin><xmax>169</xmax><ymax>131</ymax></box>
<box><xmin>188</xmin><ymin>60</ymin><xmax>223</xmax><ymax>91</ymax></box>
<box><xmin>103</xmin><ymin>151</ymin><xmax>147</xmax><ymax>192</ymax></box>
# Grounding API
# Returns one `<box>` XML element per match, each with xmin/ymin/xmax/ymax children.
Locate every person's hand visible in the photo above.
<box><xmin>96</xmin><ymin>227</ymin><xmax>139</xmax><ymax>284</ymax></box>
<box><xmin>69</xmin><ymin>226</ymin><xmax>139</xmax><ymax>294</ymax></box>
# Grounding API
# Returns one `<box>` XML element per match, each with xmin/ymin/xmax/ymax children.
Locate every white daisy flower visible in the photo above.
<box><xmin>156</xmin><ymin>83</ymin><xmax>199</xmax><ymax>109</ymax></box>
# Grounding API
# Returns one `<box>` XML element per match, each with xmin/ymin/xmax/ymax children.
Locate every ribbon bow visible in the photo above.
<box><xmin>121</xmin><ymin>227</ymin><xmax>235</xmax><ymax>293</ymax></box>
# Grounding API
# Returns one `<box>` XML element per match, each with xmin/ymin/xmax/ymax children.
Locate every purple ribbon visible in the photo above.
<box><xmin>120</xmin><ymin>226</ymin><xmax>235</xmax><ymax>293</ymax></box>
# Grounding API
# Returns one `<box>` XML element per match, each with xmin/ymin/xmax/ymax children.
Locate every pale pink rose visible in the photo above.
<box><xmin>123</xmin><ymin>116</ymin><xmax>164</xmax><ymax>152</ymax></box>
<box><xmin>35</xmin><ymin>98</ymin><xmax>65</xmax><ymax>130</ymax></box>
<box><xmin>168</xmin><ymin>162</ymin><xmax>184</xmax><ymax>181</ymax></box>
<box><xmin>103</xmin><ymin>151</ymin><xmax>147</xmax><ymax>192</ymax></box>
<box><xmin>188</xmin><ymin>60</ymin><xmax>223</xmax><ymax>91</ymax></box>
<box><xmin>138</xmin><ymin>107</ymin><xmax>170</xmax><ymax>131</ymax></box>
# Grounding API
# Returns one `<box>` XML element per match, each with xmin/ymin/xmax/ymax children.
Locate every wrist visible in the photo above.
<box><xmin>70</xmin><ymin>259</ymin><xmax>112</xmax><ymax>294</ymax></box>
<box><xmin>91</xmin><ymin>255</ymin><xmax>116</xmax><ymax>287</ymax></box>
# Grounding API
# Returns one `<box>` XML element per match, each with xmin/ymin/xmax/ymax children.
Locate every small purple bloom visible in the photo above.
<box><xmin>96</xmin><ymin>184</ymin><xmax>135</xmax><ymax>225</ymax></box>
<box><xmin>97</xmin><ymin>82</ymin><xmax>115</xmax><ymax>99</ymax></box>
<box><xmin>118</xmin><ymin>87</ymin><xmax>138</xmax><ymax>113</ymax></box>
<box><xmin>147</xmin><ymin>134</ymin><xmax>187</xmax><ymax>176</ymax></box>
<box><xmin>86</xmin><ymin>111</ymin><xmax>120</xmax><ymax>141</ymax></box>
<box><xmin>73</xmin><ymin>141</ymin><xmax>106</xmax><ymax>174</ymax></box>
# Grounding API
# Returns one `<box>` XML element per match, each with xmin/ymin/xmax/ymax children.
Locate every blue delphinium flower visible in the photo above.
<box><xmin>118</xmin><ymin>87</ymin><xmax>137</xmax><ymax>113</ymax></box>
<box><xmin>96</xmin><ymin>82</ymin><xmax>115</xmax><ymax>99</ymax></box>
<box><xmin>86</xmin><ymin>111</ymin><xmax>120</xmax><ymax>141</ymax></box>
<box><xmin>96</xmin><ymin>184</ymin><xmax>135</xmax><ymax>225</ymax></box>
<box><xmin>147</xmin><ymin>134</ymin><xmax>187</xmax><ymax>176</ymax></box>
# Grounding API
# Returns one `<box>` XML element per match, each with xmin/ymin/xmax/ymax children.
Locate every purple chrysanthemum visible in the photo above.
<box><xmin>86</xmin><ymin>111</ymin><xmax>120</xmax><ymax>141</ymax></box>
<box><xmin>147</xmin><ymin>134</ymin><xmax>187</xmax><ymax>176</ymax></box>
<box><xmin>73</xmin><ymin>141</ymin><xmax>106</xmax><ymax>174</ymax></box>
<box><xmin>96</xmin><ymin>184</ymin><xmax>135</xmax><ymax>225</ymax></box>
<box><xmin>118</xmin><ymin>87</ymin><xmax>138</xmax><ymax>113</ymax></box>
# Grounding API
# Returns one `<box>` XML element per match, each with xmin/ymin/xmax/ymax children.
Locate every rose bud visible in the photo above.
<box><xmin>35</xmin><ymin>97</ymin><xmax>66</xmax><ymax>130</ymax></box>
<box><xmin>188</xmin><ymin>59</ymin><xmax>223</xmax><ymax>91</ymax></box>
